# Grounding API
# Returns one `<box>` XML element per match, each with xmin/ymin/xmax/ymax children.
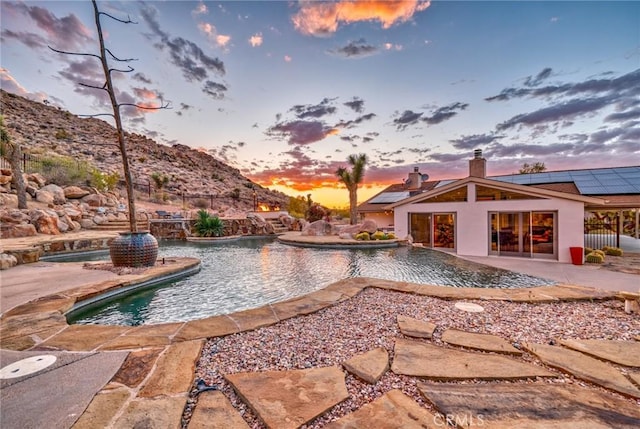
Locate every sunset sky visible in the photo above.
<box><xmin>1</xmin><ymin>1</ymin><xmax>639</xmax><ymax>207</ymax></box>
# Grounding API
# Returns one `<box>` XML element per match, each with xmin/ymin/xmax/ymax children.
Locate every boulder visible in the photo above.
<box><xmin>93</xmin><ymin>214</ymin><xmax>108</xmax><ymax>225</ymax></box>
<box><xmin>1</xmin><ymin>209</ymin><xmax>29</xmax><ymax>224</ymax></box>
<box><xmin>64</xmin><ymin>186</ymin><xmax>91</xmax><ymax>199</ymax></box>
<box><xmin>82</xmin><ymin>193</ymin><xmax>106</xmax><ymax>207</ymax></box>
<box><xmin>63</xmin><ymin>206</ymin><xmax>83</xmax><ymax>221</ymax></box>
<box><xmin>40</xmin><ymin>184</ymin><xmax>66</xmax><ymax>204</ymax></box>
<box><xmin>29</xmin><ymin>209</ymin><xmax>61</xmax><ymax>235</ymax></box>
<box><xmin>0</xmin><ymin>193</ymin><xmax>18</xmax><ymax>206</ymax></box>
<box><xmin>337</xmin><ymin>220</ymin><xmax>378</xmax><ymax>236</ymax></box>
<box><xmin>0</xmin><ymin>223</ymin><xmax>37</xmax><ymax>239</ymax></box>
<box><xmin>301</xmin><ymin>219</ymin><xmax>336</xmax><ymax>236</ymax></box>
<box><xmin>35</xmin><ymin>190</ymin><xmax>55</xmax><ymax>205</ymax></box>
<box><xmin>25</xmin><ymin>172</ymin><xmax>46</xmax><ymax>187</ymax></box>
<box><xmin>57</xmin><ymin>219</ymin><xmax>69</xmax><ymax>233</ymax></box>
<box><xmin>80</xmin><ymin>218</ymin><xmax>96</xmax><ymax>229</ymax></box>
<box><xmin>0</xmin><ymin>174</ymin><xmax>12</xmax><ymax>185</ymax></box>
<box><xmin>0</xmin><ymin>253</ymin><xmax>18</xmax><ymax>270</ymax></box>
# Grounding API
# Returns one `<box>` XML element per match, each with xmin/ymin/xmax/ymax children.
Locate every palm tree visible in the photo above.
<box><xmin>336</xmin><ymin>153</ymin><xmax>368</xmax><ymax>225</ymax></box>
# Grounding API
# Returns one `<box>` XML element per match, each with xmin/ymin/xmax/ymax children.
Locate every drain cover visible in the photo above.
<box><xmin>454</xmin><ymin>302</ymin><xmax>484</xmax><ymax>313</ymax></box>
<box><xmin>0</xmin><ymin>355</ymin><xmax>57</xmax><ymax>379</ymax></box>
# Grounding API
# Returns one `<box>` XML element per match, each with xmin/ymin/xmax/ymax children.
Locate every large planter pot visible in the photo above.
<box><xmin>110</xmin><ymin>231</ymin><xmax>158</xmax><ymax>267</ymax></box>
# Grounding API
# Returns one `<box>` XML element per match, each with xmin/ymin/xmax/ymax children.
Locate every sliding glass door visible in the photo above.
<box><xmin>490</xmin><ymin>211</ymin><xmax>556</xmax><ymax>259</ymax></box>
<box><xmin>410</xmin><ymin>212</ymin><xmax>456</xmax><ymax>249</ymax></box>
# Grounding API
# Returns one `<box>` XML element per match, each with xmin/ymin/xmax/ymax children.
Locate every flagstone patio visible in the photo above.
<box><xmin>1</xmin><ymin>259</ymin><xmax>639</xmax><ymax>428</ymax></box>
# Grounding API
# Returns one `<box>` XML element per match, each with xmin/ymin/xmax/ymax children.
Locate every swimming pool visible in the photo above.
<box><xmin>66</xmin><ymin>238</ymin><xmax>553</xmax><ymax>326</ymax></box>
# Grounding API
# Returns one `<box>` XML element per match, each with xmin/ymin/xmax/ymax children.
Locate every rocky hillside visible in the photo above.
<box><xmin>0</xmin><ymin>90</ymin><xmax>289</xmax><ymax>212</ymax></box>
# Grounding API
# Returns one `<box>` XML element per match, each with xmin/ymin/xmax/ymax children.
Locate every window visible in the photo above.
<box><xmin>421</xmin><ymin>187</ymin><xmax>467</xmax><ymax>203</ymax></box>
<box><xmin>476</xmin><ymin>185</ymin><xmax>544</xmax><ymax>201</ymax></box>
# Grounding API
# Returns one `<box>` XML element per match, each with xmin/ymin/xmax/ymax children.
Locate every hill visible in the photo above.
<box><xmin>0</xmin><ymin>90</ymin><xmax>290</xmax><ymax>213</ymax></box>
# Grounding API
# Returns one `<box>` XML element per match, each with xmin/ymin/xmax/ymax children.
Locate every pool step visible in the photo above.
<box><xmin>266</xmin><ymin>218</ymin><xmax>289</xmax><ymax>233</ymax></box>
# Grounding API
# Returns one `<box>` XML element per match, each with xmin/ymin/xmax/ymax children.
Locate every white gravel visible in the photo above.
<box><xmin>184</xmin><ymin>287</ymin><xmax>640</xmax><ymax>428</ymax></box>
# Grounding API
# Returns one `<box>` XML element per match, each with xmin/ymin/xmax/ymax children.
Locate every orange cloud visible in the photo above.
<box><xmin>292</xmin><ymin>0</ymin><xmax>431</xmax><ymax>36</ymax></box>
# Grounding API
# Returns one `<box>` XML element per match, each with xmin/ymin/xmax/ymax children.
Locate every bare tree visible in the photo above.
<box><xmin>519</xmin><ymin>162</ymin><xmax>547</xmax><ymax>174</ymax></box>
<box><xmin>50</xmin><ymin>0</ymin><xmax>169</xmax><ymax>232</ymax></box>
<box><xmin>0</xmin><ymin>116</ymin><xmax>27</xmax><ymax>209</ymax></box>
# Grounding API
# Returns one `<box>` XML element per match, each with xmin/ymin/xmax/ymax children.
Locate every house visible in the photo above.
<box><xmin>358</xmin><ymin>151</ymin><xmax>640</xmax><ymax>262</ymax></box>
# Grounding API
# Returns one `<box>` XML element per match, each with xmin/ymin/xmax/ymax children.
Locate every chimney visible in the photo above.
<box><xmin>469</xmin><ymin>149</ymin><xmax>486</xmax><ymax>178</ymax></box>
<box><xmin>406</xmin><ymin>166</ymin><xmax>422</xmax><ymax>190</ymax></box>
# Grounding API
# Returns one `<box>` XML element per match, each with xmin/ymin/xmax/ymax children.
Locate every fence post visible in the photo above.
<box><xmin>182</xmin><ymin>192</ymin><xmax>185</xmax><ymax>208</ymax></box>
<box><xmin>22</xmin><ymin>153</ymin><xmax>26</xmax><ymax>172</ymax></box>
<box><xmin>616</xmin><ymin>213</ymin><xmax>620</xmax><ymax>248</ymax></box>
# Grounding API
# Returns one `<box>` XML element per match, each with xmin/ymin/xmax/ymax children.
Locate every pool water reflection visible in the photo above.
<box><xmin>67</xmin><ymin>238</ymin><xmax>553</xmax><ymax>326</ymax></box>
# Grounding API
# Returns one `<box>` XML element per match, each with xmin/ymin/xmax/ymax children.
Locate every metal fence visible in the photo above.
<box><xmin>0</xmin><ymin>151</ymin><xmax>83</xmax><ymax>174</ymax></box>
<box><xmin>584</xmin><ymin>214</ymin><xmax>620</xmax><ymax>249</ymax></box>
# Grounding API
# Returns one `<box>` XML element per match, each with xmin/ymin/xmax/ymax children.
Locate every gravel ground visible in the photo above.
<box><xmin>183</xmin><ymin>287</ymin><xmax>640</xmax><ymax>428</ymax></box>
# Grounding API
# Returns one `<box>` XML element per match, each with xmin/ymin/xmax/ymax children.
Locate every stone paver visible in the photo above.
<box><xmin>559</xmin><ymin>339</ymin><xmax>640</xmax><ymax>367</ymax></box>
<box><xmin>113</xmin><ymin>396</ymin><xmax>187</xmax><ymax>428</ymax></box>
<box><xmin>0</xmin><ymin>311</ymin><xmax>67</xmax><ymax>350</ymax></box>
<box><xmin>392</xmin><ymin>338</ymin><xmax>555</xmax><ymax>380</ymax></box>
<box><xmin>396</xmin><ymin>315</ymin><xmax>436</xmax><ymax>339</ymax></box>
<box><xmin>71</xmin><ymin>388</ymin><xmax>131</xmax><ymax>429</ymax></box>
<box><xmin>523</xmin><ymin>342</ymin><xmax>640</xmax><ymax>398</ymax></box>
<box><xmin>342</xmin><ymin>347</ymin><xmax>389</xmax><ymax>384</ymax></box>
<box><xmin>228</xmin><ymin>305</ymin><xmax>279</xmax><ymax>331</ymax></box>
<box><xmin>139</xmin><ymin>340</ymin><xmax>203</xmax><ymax>397</ymax></box>
<box><xmin>224</xmin><ymin>366</ymin><xmax>349</xmax><ymax>429</ymax></box>
<box><xmin>418</xmin><ymin>381</ymin><xmax>640</xmax><ymax>428</ymax></box>
<box><xmin>40</xmin><ymin>324</ymin><xmax>129</xmax><ymax>351</ymax></box>
<box><xmin>325</xmin><ymin>389</ymin><xmax>439</xmax><ymax>429</ymax></box>
<box><xmin>111</xmin><ymin>348</ymin><xmax>163</xmax><ymax>388</ymax></box>
<box><xmin>173</xmin><ymin>315</ymin><xmax>238</xmax><ymax>342</ymax></box>
<box><xmin>188</xmin><ymin>391</ymin><xmax>250</xmax><ymax>429</ymax></box>
<box><xmin>441</xmin><ymin>329</ymin><xmax>522</xmax><ymax>355</ymax></box>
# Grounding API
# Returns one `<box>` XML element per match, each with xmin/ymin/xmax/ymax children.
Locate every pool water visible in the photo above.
<box><xmin>67</xmin><ymin>238</ymin><xmax>553</xmax><ymax>326</ymax></box>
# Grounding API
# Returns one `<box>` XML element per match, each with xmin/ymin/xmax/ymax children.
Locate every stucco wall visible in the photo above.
<box><xmin>393</xmin><ymin>183</ymin><xmax>586</xmax><ymax>263</ymax></box>
<box><xmin>362</xmin><ymin>212</ymin><xmax>394</xmax><ymax>230</ymax></box>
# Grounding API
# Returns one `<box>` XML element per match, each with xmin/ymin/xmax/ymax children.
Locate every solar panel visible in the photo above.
<box><xmin>488</xmin><ymin>166</ymin><xmax>640</xmax><ymax>195</ymax></box>
<box><xmin>368</xmin><ymin>192</ymin><xmax>410</xmax><ymax>204</ymax></box>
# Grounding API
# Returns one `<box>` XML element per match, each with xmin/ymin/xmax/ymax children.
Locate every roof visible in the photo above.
<box><xmin>358</xmin><ymin>180</ymin><xmax>440</xmax><ymax>212</ymax></box>
<box><xmin>358</xmin><ymin>165</ymin><xmax>640</xmax><ymax>212</ymax></box>
<box><xmin>386</xmin><ymin>176</ymin><xmax>605</xmax><ymax>209</ymax></box>
<box><xmin>490</xmin><ymin>166</ymin><xmax>640</xmax><ymax>195</ymax></box>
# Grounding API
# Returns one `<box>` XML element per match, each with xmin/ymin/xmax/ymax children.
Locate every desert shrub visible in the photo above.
<box><xmin>55</xmin><ymin>128</ymin><xmax>71</xmax><ymax>140</ymax></box>
<box><xmin>585</xmin><ymin>252</ymin><xmax>604</xmax><ymax>264</ymax></box>
<box><xmin>372</xmin><ymin>231</ymin><xmax>387</xmax><ymax>240</ymax></box>
<box><xmin>194</xmin><ymin>209</ymin><xmax>225</xmax><ymax>237</ymax></box>
<box><xmin>90</xmin><ymin>170</ymin><xmax>120</xmax><ymax>191</ymax></box>
<box><xmin>355</xmin><ymin>232</ymin><xmax>370</xmax><ymax>241</ymax></box>
<box><xmin>34</xmin><ymin>155</ymin><xmax>92</xmax><ymax>186</ymax></box>
<box><xmin>306</xmin><ymin>203</ymin><xmax>327</xmax><ymax>222</ymax></box>
<box><xmin>604</xmin><ymin>247</ymin><xmax>623</xmax><ymax>256</ymax></box>
<box><xmin>230</xmin><ymin>188</ymin><xmax>241</xmax><ymax>200</ymax></box>
<box><xmin>387</xmin><ymin>232</ymin><xmax>396</xmax><ymax>239</ymax></box>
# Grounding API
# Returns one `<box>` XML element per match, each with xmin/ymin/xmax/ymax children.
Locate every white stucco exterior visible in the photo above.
<box><xmin>390</xmin><ymin>179</ymin><xmax>603</xmax><ymax>263</ymax></box>
<box><xmin>362</xmin><ymin>212</ymin><xmax>394</xmax><ymax>230</ymax></box>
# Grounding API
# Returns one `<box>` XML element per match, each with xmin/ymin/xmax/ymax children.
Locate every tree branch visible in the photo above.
<box><xmin>105</xmin><ymin>48</ymin><xmax>137</xmax><ymax>63</ymax></box>
<box><xmin>98</xmin><ymin>11</ymin><xmax>137</xmax><ymax>25</ymax></box>
<box><xmin>48</xmin><ymin>45</ymin><xmax>101</xmax><ymax>60</ymax></box>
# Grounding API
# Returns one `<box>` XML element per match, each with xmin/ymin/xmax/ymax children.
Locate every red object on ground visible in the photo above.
<box><xmin>569</xmin><ymin>247</ymin><xmax>584</xmax><ymax>265</ymax></box>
